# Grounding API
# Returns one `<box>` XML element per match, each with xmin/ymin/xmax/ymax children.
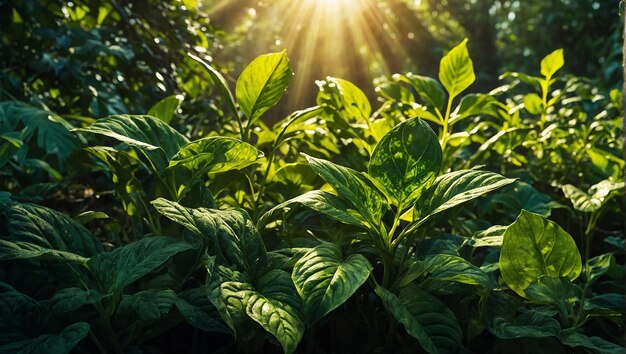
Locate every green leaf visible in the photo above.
<box><xmin>396</xmin><ymin>73</ymin><xmax>446</xmax><ymax>111</ymax></box>
<box><xmin>176</xmin><ymin>288</ymin><xmax>230</xmax><ymax>333</ymax></box>
<box><xmin>560</xmin><ymin>332</ymin><xmax>626</xmax><ymax>354</ymax></box>
<box><xmin>236</xmin><ymin>51</ymin><xmax>292</xmax><ymax>123</ymax></box>
<box><xmin>147</xmin><ymin>94</ymin><xmax>184</xmax><ymax>124</ymax></box>
<box><xmin>500</xmin><ymin>210</ymin><xmax>582</xmax><ymax>297</ymax></box>
<box><xmin>50</xmin><ymin>288</ymin><xmax>104</xmax><ymax>314</ymax></box>
<box><xmin>491</xmin><ymin>310</ymin><xmax>561</xmax><ymax>339</ymax></box>
<box><xmin>540</xmin><ymin>49</ymin><xmax>564</xmax><ymax>78</ymax></box>
<box><xmin>439</xmin><ymin>39</ymin><xmax>475</xmax><ymax>99</ymax></box>
<box><xmin>87</xmin><ymin>236</ymin><xmax>193</xmax><ymax>294</ymax></box>
<box><xmin>3</xmin><ymin>202</ymin><xmax>102</xmax><ymax>257</ymax></box>
<box><xmin>524</xmin><ymin>276</ymin><xmax>578</xmax><ymax>318</ymax></box>
<box><xmin>412</xmin><ymin>169</ymin><xmax>516</xmax><ymax>227</ymax></box>
<box><xmin>468</xmin><ymin>225</ymin><xmax>507</xmax><ymax>248</ymax></box>
<box><xmin>563</xmin><ymin>179</ymin><xmax>625</xmax><ymax>213</ymax></box>
<box><xmin>304</xmin><ymin>154</ymin><xmax>387</xmax><ymax>231</ymax></box>
<box><xmin>0</xmin><ymin>282</ymin><xmax>42</xmax><ymax>344</ymax></box>
<box><xmin>220</xmin><ymin>270</ymin><xmax>304</xmax><ymax>354</ymax></box>
<box><xmin>292</xmin><ymin>243</ymin><xmax>372</xmax><ymax>324</ymax></box>
<box><xmin>318</xmin><ymin>77</ymin><xmax>372</xmax><ymax>122</ymax></box>
<box><xmin>76</xmin><ymin>115</ymin><xmax>189</xmax><ymax>171</ymax></box>
<box><xmin>523</xmin><ymin>93</ymin><xmax>544</xmax><ymax>115</ymax></box>
<box><xmin>450</xmin><ymin>93</ymin><xmax>499</xmax><ymax>125</ymax></box>
<box><xmin>151</xmin><ymin>199</ymin><xmax>267</xmax><ymax>279</ymax></box>
<box><xmin>375</xmin><ymin>285</ymin><xmax>462</xmax><ymax>354</ymax></box>
<box><xmin>421</xmin><ymin>254</ymin><xmax>493</xmax><ymax>293</ymax></box>
<box><xmin>0</xmin><ymin>240</ymin><xmax>88</xmax><ymax>264</ymax></box>
<box><xmin>257</xmin><ymin>190</ymin><xmax>368</xmax><ymax>230</ymax></box>
<box><xmin>585</xmin><ymin>253</ymin><xmax>614</xmax><ymax>284</ymax></box>
<box><xmin>188</xmin><ymin>53</ymin><xmax>238</xmax><ymax>117</ymax></box>
<box><xmin>168</xmin><ymin>137</ymin><xmax>262</xmax><ymax>184</ymax></box>
<box><xmin>369</xmin><ymin>117</ymin><xmax>442</xmax><ymax>209</ymax></box>
<box><xmin>0</xmin><ymin>322</ymin><xmax>89</xmax><ymax>354</ymax></box>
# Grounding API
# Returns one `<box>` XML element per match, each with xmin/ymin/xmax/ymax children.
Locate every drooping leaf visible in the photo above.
<box><xmin>3</xmin><ymin>202</ymin><xmax>102</xmax><ymax>257</ymax></box>
<box><xmin>152</xmin><ymin>199</ymin><xmax>267</xmax><ymax>279</ymax></box>
<box><xmin>412</xmin><ymin>169</ymin><xmax>516</xmax><ymax>226</ymax></box>
<box><xmin>49</xmin><ymin>288</ymin><xmax>104</xmax><ymax>314</ymax></box>
<box><xmin>87</xmin><ymin>236</ymin><xmax>193</xmax><ymax>294</ymax></box>
<box><xmin>450</xmin><ymin>93</ymin><xmax>499</xmax><ymax>124</ymax></box>
<box><xmin>168</xmin><ymin>137</ymin><xmax>262</xmax><ymax>185</ymax></box>
<box><xmin>369</xmin><ymin>117</ymin><xmax>442</xmax><ymax>209</ymax></box>
<box><xmin>524</xmin><ymin>276</ymin><xmax>578</xmax><ymax>318</ymax></box>
<box><xmin>76</xmin><ymin>115</ymin><xmax>189</xmax><ymax>171</ymax></box>
<box><xmin>376</xmin><ymin>285</ymin><xmax>463</xmax><ymax>354</ymax></box>
<box><xmin>292</xmin><ymin>243</ymin><xmax>372</xmax><ymax>324</ymax></box>
<box><xmin>0</xmin><ymin>322</ymin><xmax>89</xmax><ymax>354</ymax></box>
<box><xmin>147</xmin><ymin>94</ymin><xmax>184</xmax><ymax>124</ymax></box>
<box><xmin>562</xmin><ymin>179</ymin><xmax>625</xmax><ymax>213</ymax></box>
<box><xmin>304</xmin><ymin>154</ymin><xmax>387</xmax><ymax>231</ymax></box>
<box><xmin>540</xmin><ymin>49</ymin><xmax>564</xmax><ymax>78</ymax></box>
<box><xmin>257</xmin><ymin>190</ymin><xmax>368</xmax><ymax>230</ymax></box>
<box><xmin>0</xmin><ymin>240</ymin><xmax>88</xmax><ymax>264</ymax></box>
<box><xmin>560</xmin><ymin>332</ymin><xmax>626</xmax><ymax>354</ymax></box>
<box><xmin>420</xmin><ymin>254</ymin><xmax>493</xmax><ymax>293</ymax></box>
<box><xmin>439</xmin><ymin>39</ymin><xmax>475</xmax><ymax>99</ymax></box>
<box><xmin>500</xmin><ymin>210</ymin><xmax>582</xmax><ymax>297</ymax></box>
<box><xmin>491</xmin><ymin>310</ymin><xmax>561</xmax><ymax>339</ymax></box>
<box><xmin>236</xmin><ymin>51</ymin><xmax>292</xmax><ymax>123</ymax></box>
<box><xmin>219</xmin><ymin>270</ymin><xmax>304</xmax><ymax>354</ymax></box>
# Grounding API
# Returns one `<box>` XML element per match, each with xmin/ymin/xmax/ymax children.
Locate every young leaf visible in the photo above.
<box><xmin>420</xmin><ymin>254</ymin><xmax>493</xmax><ymax>293</ymax></box>
<box><xmin>450</xmin><ymin>93</ymin><xmax>499</xmax><ymax>125</ymax></box>
<box><xmin>412</xmin><ymin>169</ymin><xmax>516</xmax><ymax>225</ymax></box>
<box><xmin>168</xmin><ymin>137</ymin><xmax>262</xmax><ymax>185</ymax></box>
<box><xmin>220</xmin><ymin>270</ymin><xmax>305</xmax><ymax>354</ymax></box>
<box><xmin>369</xmin><ymin>117</ymin><xmax>442</xmax><ymax>209</ymax></box>
<box><xmin>500</xmin><ymin>210</ymin><xmax>582</xmax><ymax>297</ymax></box>
<box><xmin>87</xmin><ymin>236</ymin><xmax>194</xmax><ymax>294</ymax></box>
<box><xmin>303</xmin><ymin>154</ymin><xmax>387</xmax><ymax>231</ymax></box>
<box><xmin>236</xmin><ymin>51</ymin><xmax>292</xmax><ymax>123</ymax></box>
<box><xmin>540</xmin><ymin>49</ymin><xmax>564</xmax><ymax>79</ymax></box>
<box><xmin>439</xmin><ymin>39</ymin><xmax>475</xmax><ymax>99</ymax></box>
<box><xmin>75</xmin><ymin>115</ymin><xmax>189</xmax><ymax>171</ymax></box>
<box><xmin>317</xmin><ymin>77</ymin><xmax>371</xmax><ymax>122</ymax></box>
<box><xmin>292</xmin><ymin>243</ymin><xmax>372</xmax><ymax>324</ymax></box>
<box><xmin>147</xmin><ymin>94</ymin><xmax>184</xmax><ymax>124</ymax></box>
<box><xmin>375</xmin><ymin>285</ymin><xmax>463</xmax><ymax>354</ymax></box>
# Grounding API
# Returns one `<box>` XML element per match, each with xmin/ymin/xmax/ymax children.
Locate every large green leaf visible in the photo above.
<box><xmin>376</xmin><ymin>285</ymin><xmax>462</xmax><ymax>354</ymax></box>
<box><xmin>147</xmin><ymin>94</ymin><xmax>184</xmax><ymax>124</ymax></box>
<box><xmin>412</xmin><ymin>169</ymin><xmax>516</xmax><ymax>226</ymax></box>
<box><xmin>524</xmin><ymin>276</ymin><xmax>578</xmax><ymax>319</ymax></box>
<box><xmin>76</xmin><ymin>115</ymin><xmax>189</xmax><ymax>171</ymax></box>
<box><xmin>292</xmin><ymin>243</ymin><xmax>372</xmax><ymax>324</ymax></box>
<box><xmin>304</xmin><ymin>154</ymin><xmax>387</xmax><ymax>231</ymax></box>
<box><xmin>0</xmin><ymin>282</ymin><xmax>42</xmax><ymax>345</ymax></box>
<box><xmin>0</xmin><ymin>240</ymin><xmax>88</xmax><ymax>264</ymax></box>
<box><xmin>87</xmin><ymin>236</ymin><xmax>194</xmax><ymax>294</ymax></box>
<box><xmin>220</xmin><ymin>270</ymin><xmax>304</xmax><ymax>354</ymax></box>
<box><xmin>317</xmin><ymin>77</ymin><xmax>371</xmax><ymax>122</ymax></box>
<box><xmin>500</xmin><ymin>210</ymin><xmax>582</xmax><ymax>297</ymax></box>
<box><xmin>0</xmin><ymin>322</ymin><xmax>89</xmax><ymax>354</ymax></box>
<box><xmin>439</xmin><ymin>39</ymin><xmax>475</xmax><ymax>99</ymax></box>
<box><xmin>152</xmin><ymin>199</ymin><xmax>268</xmax><ymax>279</ymax></box>
<box><xmin>49</xmin><ymin>288</ymin><xmax>104</xmax><ymax>314</ymax></box>
<box><xmin>257</xmin><ymin>190</ymin><xmax>368</xmax><ymax>230</ymax></box>
<box><xmin>168</xmin><ymin>136</ymin><xmax>262</xmax><ymax>186</ymax></box>
<box><xmin>3</xmin><ymin>202</ymin><xmax>102</xmax><ymax>257</ymax></box>
<box><xmin>236</xmin><ymin>51</ymin><xmax>292</xmax><ymax>123</ymax></box>
<box><xmin>369</xmin><ymin>117</ymin><xmax>442</xmax><ymax>209</ymax></box>
<box><xmin>540</xmin><ymin>49</ymin><xmax>564</xmax><ymax>78</ymax></box>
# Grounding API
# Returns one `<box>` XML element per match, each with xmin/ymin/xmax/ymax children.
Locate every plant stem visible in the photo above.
<box><xmin>441</xmin><ymin>95</ymin><xmax>454</xmax><ymax>151</ymax></box>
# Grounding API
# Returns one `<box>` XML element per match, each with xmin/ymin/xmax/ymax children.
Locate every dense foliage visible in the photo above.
<box><xmin>1</xmin><ymin>29</ymin><xmax>624</xmax><ymax>354</ymax></box>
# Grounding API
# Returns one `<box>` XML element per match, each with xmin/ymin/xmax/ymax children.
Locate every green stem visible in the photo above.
<box><xmin>440</xmin><ymin>95</ymin><xmax>454</xmax><ymax>151</ymax></box>
<box><xmin>95</xmin><ymin>303</ymin><xmax>123</xmax><ymax>354</ymax></box>
<box><xmin>253</xmin><ymin>149</ymin><xmax>277</xmax><ymax>212</ymax></box>
<box><xmin>88</xmin><ymin>330</ymin><xmax>108</xmax><ymax>354</ymax></box>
